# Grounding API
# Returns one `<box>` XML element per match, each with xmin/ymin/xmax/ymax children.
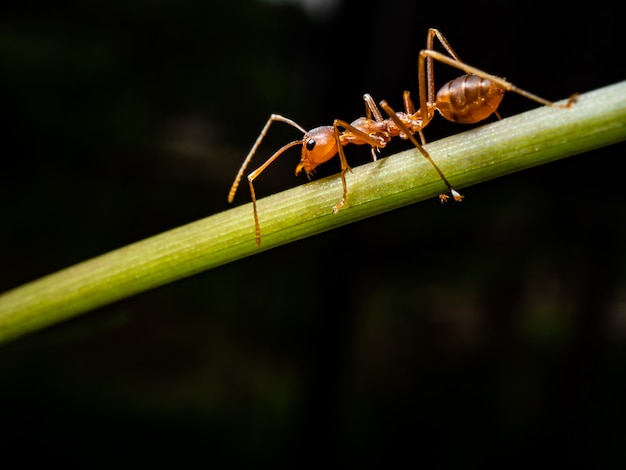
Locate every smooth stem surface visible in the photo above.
<box><xmin>1</xmin><ymin>80</ymin><xmax>626</xmax><ymax>345</ymax></box>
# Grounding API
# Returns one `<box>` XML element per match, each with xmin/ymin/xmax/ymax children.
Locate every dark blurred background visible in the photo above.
<box><xmin>1</xmin><ymin>0</ymin><xmax>625</xmax><ymax>466</ymax></box>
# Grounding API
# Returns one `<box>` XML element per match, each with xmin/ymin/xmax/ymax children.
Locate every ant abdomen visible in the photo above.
<box><xmin>436</xmin><ymin>74</ymin><xmax>505</xmax><ymax>124</ymax></box>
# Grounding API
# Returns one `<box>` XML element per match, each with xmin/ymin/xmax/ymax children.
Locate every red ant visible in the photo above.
<box><xmin>228</xmin><ymin>28</ymin><xmax>577</xmax><ymax>245</ymax></box>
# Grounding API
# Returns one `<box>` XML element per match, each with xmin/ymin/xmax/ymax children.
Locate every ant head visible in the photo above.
<box><xmin>295</xmin><ymin>126</ymin><xmax>337</xmax><ymax>176</ymax></box>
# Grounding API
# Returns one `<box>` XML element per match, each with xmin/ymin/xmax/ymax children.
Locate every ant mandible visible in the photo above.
<box><xmin>228</xmin><ymin>28</ymin><xmax>577</xmax><ymax>245</ymax></box>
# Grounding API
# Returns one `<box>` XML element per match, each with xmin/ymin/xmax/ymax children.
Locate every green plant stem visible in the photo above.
<box><xmin>1</xmin><ymin>80</ymin><xmax>626</xmax><ymax>344</ymax></box>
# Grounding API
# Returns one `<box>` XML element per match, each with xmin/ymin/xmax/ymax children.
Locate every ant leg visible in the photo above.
<box><xmin>379</xmin><ymin>99</ymin><xmax>463</xmax><ymax>203</ymax></box>
<box><xmin>403</xmin><ymin>90</ymin><xmax>415</xmax><ymax>114</ymax></box>
<box><xmin>363</xmin><ymin>93</ymin><xmax>385</xmax><ymax>123</ymax></box>
<box><xmin>332</xmin><ymin>117</ymin><xmax>390</xmax><ymax>213</ymax></box>
<box><xmin>416</xmin><ymin>31</ymin><xmax>576</xmax><ymax>128</ymax></box>
<box><xmin>424</xmin><ymin>28</ymin><xmax>464</xmax><ymax>107</ymax></box>
<box><xmin>363</xmin><ymin>94</ymin><xmax>387</xmax><ymax>160</ymax></box>
<box><xmin>426</xmin><ymin>28</ymin><xmax>464</xmax><ymax>61</ymax></box>
<box><xmin>425</xmin><ymin>29</ymin><xmax>577</xmax><ymax>108</ymax></box>
<box><xmin>332</xmin><ymin>124</ymin><xmax>350</xmax><ymax>213</ymax></box>
<box><xmin>402</xmin><ymin>90</ymin><xmax>428</xmax><ymax>145</ymax></box>
<box><xmin>228</xmin><ymin>114</ymin><xmax>307</xmax><ymax>203</ymax></box>
<box><xmin>420</xmin><ymin>49</ymin><xmax>578</xmax><ymax>109</ymax></box>
<box><xmin>418</xmin><ymin>28</ymin><xmax>467</xmax><ymax>113</ymax></box>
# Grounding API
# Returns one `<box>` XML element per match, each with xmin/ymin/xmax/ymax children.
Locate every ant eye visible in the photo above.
<box><xmin>305</xmin><ymin>138</ymin><xmax>316</xmax><ymax>151</ymax></box>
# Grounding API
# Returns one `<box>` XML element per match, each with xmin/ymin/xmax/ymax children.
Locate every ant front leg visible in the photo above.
<box><xmin>331</xmin><ymin>123</ymin><xmax>350</xmax><ymax>213</ymax></box>
<box><xmin>331</xmin><ymin>115</ymin><xmax>391</xmax><ymax>213</ymax></box>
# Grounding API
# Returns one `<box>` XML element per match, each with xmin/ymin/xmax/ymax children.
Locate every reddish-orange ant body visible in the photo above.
<box><xmin>229</xmin><ymin>28</ymin><xmax>576</xmax><ymax>245</ymax></box>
